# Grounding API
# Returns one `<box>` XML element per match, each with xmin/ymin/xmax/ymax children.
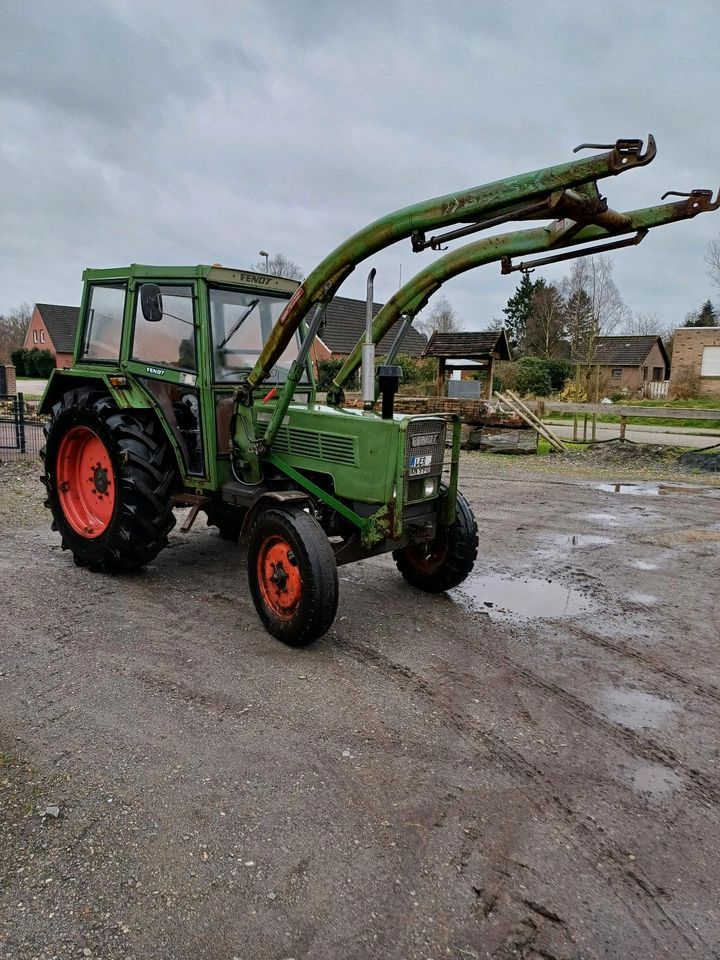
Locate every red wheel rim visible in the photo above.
<box><xmin>256</xmin><ymin>535</ymin><xmax>302</xmax><ymax>620</ymax></box>
<box><xmin>404</xmin><ymin>534</ymin><xmax>449</xmax><ymax>574</ymax></box>
<box><xmin>55</xmin><ymin>426</ymin><xmax>116</xmax><ymax>538</ymax></box>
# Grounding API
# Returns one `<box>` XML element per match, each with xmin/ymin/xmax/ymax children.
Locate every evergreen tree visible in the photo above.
<box><xmin>501</xmin><ymin>274</ymin><xmax>546</xmax><ymax>353</ymax></box>
<box><xmin>684</xmin><ymin>299</ymin><xmax>717</xmax><ymax>327</ymax></box>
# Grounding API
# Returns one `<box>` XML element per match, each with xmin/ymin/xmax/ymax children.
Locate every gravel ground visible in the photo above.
<box><xmin>2</xmin><ymin>451</ymin><xmax>720</xmax><ymax>960</ymax></box>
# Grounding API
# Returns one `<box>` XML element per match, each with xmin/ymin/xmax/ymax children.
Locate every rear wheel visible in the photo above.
<box><xmin>42</xmin><ymin>388</ymin><xmax>176</xmax><ymax>572</ymax></box>
<box><xmin>393</xmin><ymin>490</ymin><xmax>478</xmax><ymax>592</ymax></box>
<box><xmin>247</xmin><ymin>507</ymin><xmax>338</xmax><ymax>646</ymax></box>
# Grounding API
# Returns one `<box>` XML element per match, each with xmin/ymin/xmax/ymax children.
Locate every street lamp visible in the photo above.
<box><xmin>259</xmin><ymin>250</ymin><xmax>269</xmax><ymax>273</ymax></box>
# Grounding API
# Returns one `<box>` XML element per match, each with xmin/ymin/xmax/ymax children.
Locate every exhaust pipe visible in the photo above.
<box><xmin>361</xmin><ymin>268</ymin><xmax>377</xmax><ymax>408</ymax></box>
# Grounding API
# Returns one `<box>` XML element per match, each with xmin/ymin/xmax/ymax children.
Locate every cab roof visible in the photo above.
<box><xmin>81</xmin><ymin>264</ymin><xmax>300</xmax><ymax>295</ymax></box>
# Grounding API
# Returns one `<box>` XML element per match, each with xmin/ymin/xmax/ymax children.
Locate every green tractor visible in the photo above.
<box><xmin>38</xmin><ymin>137</ymin><xmax>718</xmax><ymax>645</ymax></box>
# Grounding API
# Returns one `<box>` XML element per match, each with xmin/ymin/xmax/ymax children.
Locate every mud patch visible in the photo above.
<box><xmin>599</xmin><ymin>687</ymin><xmax>677</xmax><ymax>730</ymax></box>
<box><xmin>628</xmin><ymin>558</ymin><xmax>660</xmax><ymax>571</ymax></box>
<box><xmin>454</xmin><ymin>574</ymin><xmax>595</xmax><ymax>621</ymax></box>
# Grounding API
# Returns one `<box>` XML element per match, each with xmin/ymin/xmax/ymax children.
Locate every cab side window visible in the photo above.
<box><xmin>82</xmin><ymin>283</ymin><xmax>126</xmax><ymax>361</ymax></box>
<box><xmin>133</xmin><ymin>285</ymin><xmax>195</xmax><ymax>371</ymax></box>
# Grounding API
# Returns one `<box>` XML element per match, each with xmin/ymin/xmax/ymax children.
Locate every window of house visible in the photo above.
<box><xmin>40</xmin><ymin>331</ymin><xmax>45</xmax><ymax>343</ymax></box>
<box><xmin>611</xmin><ymin>368</ymin><xmax>622</xmax><ymax>380</ymax></box>
<box><xmin>652</xmin><ymin>366</ymin><xmax>662</xmax><ymax>381</ymax></box>
<box><xmin>82</xmin><ymin>283</ymin><xmax>126</xmax><ymax>361</ymax></box>
<box><xmin>33</xmin><ymin>330</ymin><xmax>38</xmax><ymax>344</ymax></box>
<box><xmin>700</xmin><ymin>346</ymin><xmax>720</xmax><ymax>377</ymax></box>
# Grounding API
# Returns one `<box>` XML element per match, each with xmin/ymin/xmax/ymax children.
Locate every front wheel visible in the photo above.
<box><xmin>393</xmin><ymin>490</ymin><xmax>478</xmax><ymax>593</ymax></box>
<box><xmin>247</xmin><ymin>507</ymin><xmax>339</xmax><ymax>646</ymax></box>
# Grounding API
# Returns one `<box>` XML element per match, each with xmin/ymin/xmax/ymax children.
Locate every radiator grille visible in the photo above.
<box><xmin>404</xmin><ymin>418</ymin><xmax>446</xmax><ymax>501</ymax></box>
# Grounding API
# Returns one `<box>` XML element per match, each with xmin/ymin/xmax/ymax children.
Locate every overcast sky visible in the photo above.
<box><xmin>2</xmin><ymin>0</ymin><xmax>719</xmax><ymax>331</ymax></box>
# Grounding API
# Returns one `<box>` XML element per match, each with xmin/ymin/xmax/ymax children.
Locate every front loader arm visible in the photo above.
<box><xmin>328</xmin><ymin>188</ymin><xmax>720</xmax><ymax>400</ymax></box>
<box><xmin>244</xmin><ymin>137</ymin><xmax>655</xmax><ymax>394</ymax></box>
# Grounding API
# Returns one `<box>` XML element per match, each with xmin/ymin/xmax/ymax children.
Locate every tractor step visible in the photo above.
<box><xmin>171</xmin><ymin>493</ymin><xmax>212</xmax><ymax>533</ymax></box>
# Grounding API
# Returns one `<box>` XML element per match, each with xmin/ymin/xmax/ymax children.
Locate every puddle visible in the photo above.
<box><xmin>599</xmin><ymin>686</ymin><xmax>676</xmax><ymax>730</ymax></box>
<box><xmin>627</xmin><ymin>559</ymin><xmax>659</xmax><ymax>571</ymax></box>
<box><xmin>598</xmin><ymin>482</ymin><xmax>715</xmax><ymax>497</ymax></box>
<box><xmin>535</xmin><ymin>533</ymin><xmax>615</xmax><ymax>562</ymax></box>
<box><xmin>628</xmin><ymin>761</ymin><xmax>681</xmax><ymax>798</ymax></box>
<box><xmin>540</xmin><ymin>533</ymin><xmax>614</xmax><ymax>550</ymax></box>
<box><xmin>580</xmin><ymin>512</ymin><xmax>624</xmax><ymax>527</ymax></box>
<box><xmin>455</xmin><ymin>574</ymin><xmax>595</xmax><ymax>621</ymax></box>
<box><xmin>626</xmin><ymin>592</ymin><xmax>659</xmax><ymax>605</ymax></box>
<box><xmin>598</xmin><ymin>483</ymin><xmax>659</xmax><ymax>496</ymax></box>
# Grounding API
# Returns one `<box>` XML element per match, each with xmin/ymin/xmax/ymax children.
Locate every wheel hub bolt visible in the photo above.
<box><xmin>93</xmin><ymin>466</ymin><xmax>109</xmax><ymax>494</ymax></box>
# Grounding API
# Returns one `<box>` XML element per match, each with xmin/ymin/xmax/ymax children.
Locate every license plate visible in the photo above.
<box><xmin>409</xmin><ymin>454</ymin><xmax>431</xmax><ymax>477</ymax></box>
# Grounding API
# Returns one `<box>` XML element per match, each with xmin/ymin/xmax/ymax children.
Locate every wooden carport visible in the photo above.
<box><xmin>422</xmin><ymin>330</ymin><xmax>512</xmax><ymax>399</ymax></box>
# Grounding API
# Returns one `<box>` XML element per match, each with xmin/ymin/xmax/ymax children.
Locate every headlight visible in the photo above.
<box><xmin>423</xmin><ymin>477</ymin><xmax>438</xmax><ymax>497</ymax></box>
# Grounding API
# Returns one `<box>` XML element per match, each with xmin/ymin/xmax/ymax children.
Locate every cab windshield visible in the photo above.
<box><xmin>210</xmin><ymin>288</ymin><xmax>308</xmax><ymax>384</ymax></box>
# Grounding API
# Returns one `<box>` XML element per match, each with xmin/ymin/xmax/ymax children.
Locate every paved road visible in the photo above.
<box><xmin>546</xmin><ymin>419</ymin><xmax>720</xmax><ymax>449</ymax></box>
<box><xmin>15</xmin><ymin>378</ymin><xmax>48</xmax><ymax>397</ymax></box>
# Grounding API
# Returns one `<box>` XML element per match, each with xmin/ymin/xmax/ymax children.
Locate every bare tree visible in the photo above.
<box><xmin>524</xmin><ymin>284</ymin><xmax>567</xmax><ymax>358</ymax></box>
<box><xmin>250</xmin><ymin>253</ymin><xmax>303</xmax><ymax>280</ymax></box>
<box><xmin>415</xmin><ymin>296</ymin><xmax>463</xmax><ymax>338</ymax></box>
<box><xmin>705</xmin><ymin>236</ymin><xmax>720</xmax><ymax>291</ymax></box>
<box><xmin>560</xmin><ymin>255</ymin><xmax>629</xmax><ymax>363</ymax></box>
<box><xmin>624</xmin><ymin>310</ymin><xmax>664</xmax><ymax>336</ymax></box>
<box><xmin>0</xmin><ymin>301</ymin><xmax>33</xmax><ymax>362</ymax></box>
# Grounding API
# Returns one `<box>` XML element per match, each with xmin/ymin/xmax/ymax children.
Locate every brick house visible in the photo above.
<box><xmin>23</xmin><ymin>303</ymin><xmax>79</xmax><ymax>369</ymax></box>
<box><xmin>315</xmin><ymin>296</ymin><xmax>427</xmax><ymax>359</ymax></box>
<box><xmin>573</xmin><ymin>335</ymin><xmax>669</xmax><ymax>394</ymax></box>
<box><xmin>669</xmin><ymin>327</ymin><xmax>720</xmax><ymax>398</ymax></box>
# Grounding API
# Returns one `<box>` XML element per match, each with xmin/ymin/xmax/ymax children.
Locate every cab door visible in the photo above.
<box><xmin>125</xmin><ymin>283</ymin><xmax>206</xmax><ymax>478</ymax></box>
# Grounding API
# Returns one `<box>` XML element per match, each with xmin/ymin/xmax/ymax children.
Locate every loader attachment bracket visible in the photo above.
<box><xmin>660</xmin><ymin>188</ymin><xmax>720</xmax><ymax>212</ymax></box>
<box><xmin>501</xmin><ymin>229</ymin><xmax>648</xmax><ymax>275</ymax></box>
<box><xmin>573</xmin><ymin>135</ymin><xmax>657</xmax><ymax>170</ymax></box>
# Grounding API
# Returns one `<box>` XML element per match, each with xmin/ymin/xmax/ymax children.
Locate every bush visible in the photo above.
<box><xmin>669</xmin><ymin>365</ymin><xmax>700</xmax><ymax>401</ymax></box>
<box><xmin>514</xmin><ymin>358</ymin><xmax>553</xmax><ymax>397</ymax></box>
<box><xmin>492</xmin><ymin>360</ymin><xmax>518</xmax><ymax>395</ymax></box>
<box><xmin>10</xmin><ymin>348</ymin><xmax>55</xmax><ymax>377</ymax></box>
<box><xmin>316</xmin><ymin>354</ymin><xmax>436</xmax><ymax>394</ymax></box>
<box><xmin>316</xmin><ymin>358</ymin><xmax>353</xmax><ymax>392</ymax></box>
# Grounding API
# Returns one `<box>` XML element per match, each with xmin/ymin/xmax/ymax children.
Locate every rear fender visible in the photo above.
<box><xmin>38</xmin><ymin>371</ymin><xmax>153</xmax><ymax>416</ymax></box>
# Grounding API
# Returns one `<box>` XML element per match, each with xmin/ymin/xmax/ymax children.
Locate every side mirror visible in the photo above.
<box><xmin>140</xmin><ymin>284</ymin><xmax>163</xmax><ymax>323</ymax></box>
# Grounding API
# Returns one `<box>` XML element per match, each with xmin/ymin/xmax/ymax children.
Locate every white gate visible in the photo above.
<box><xmin>644</xmin><ymin>380</ymin><xmax>669</xmax><ymax>399</ymax></box>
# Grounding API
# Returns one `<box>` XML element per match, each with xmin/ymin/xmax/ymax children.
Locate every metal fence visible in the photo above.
<box><xmin>0</xmin><ymin>393</ymin><xmax>46</xmax><ymax>461</ymax></box>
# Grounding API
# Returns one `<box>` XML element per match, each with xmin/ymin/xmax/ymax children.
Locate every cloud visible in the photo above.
<box><xmin>1</xmin><ymin>0</ymin><xmax>719</xmax><ymax>330</ymax></box>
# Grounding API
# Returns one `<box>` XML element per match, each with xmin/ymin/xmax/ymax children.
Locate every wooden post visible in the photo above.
<box><xmin>620</xmin><ymin>416</ymin><xmax>627</xmax><ymax>441</ymax></box>
<box><xmin>582</xmin><ymin>414</ymin><xmax>588</xmax><ymax>442</ymax></box>
<box><xmin>484</xmin><ymin>357</ymin><xmax>494</xmax><ymax>399</ymax></box>
<box><xmin>573</xmin><ymin>413</ymin><xmax>578</xmax><ymax>441</ymax></box>
<box><xmin>436</xmin><ymin>357</ymin><xmax>446</xmax><ymax>397</ymax></box>
<box><xmin>591</xmin><ymin>413</ymin><xmax>597</xmax><ymax>442</ymax></box>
